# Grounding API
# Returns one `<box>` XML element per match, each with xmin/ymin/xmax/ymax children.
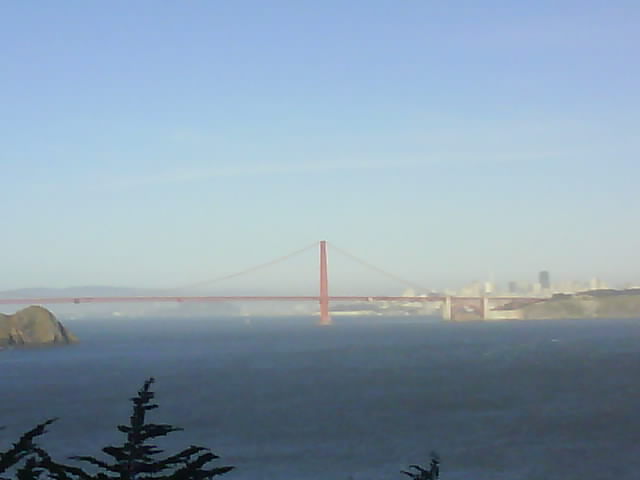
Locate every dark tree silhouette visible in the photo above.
<box><xmin>48</xmin><ymin>378</ymin><xmax>233</xmax><ymax>480</ymax></box>
<box><xmin>401</xmin><ymin>453</ymin><xmax>440</xmax><ymax>480</ymax></box>
<box><xmin>0</xmin><ymin>419</ymin><xmax>56</xmax><ymax>480</ymax></box>
<box><xmin>6</xmin><ymin>378</ymin><xmax>445</xmax><ymax>480</ymax></box>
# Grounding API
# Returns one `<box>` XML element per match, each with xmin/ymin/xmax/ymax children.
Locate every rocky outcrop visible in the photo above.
<box><xmin>0</xmin><ymin>306</ymin><xmax>78</xmax><ymax>347</ymax></box>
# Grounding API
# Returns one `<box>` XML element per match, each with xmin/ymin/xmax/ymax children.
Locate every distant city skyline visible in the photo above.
<box><xmin>2</xmin><ymin>2</ymin><xmax>639</xmax><ymax>290</ymax></box>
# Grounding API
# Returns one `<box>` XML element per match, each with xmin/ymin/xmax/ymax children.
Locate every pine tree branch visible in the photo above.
<box><xmin>0</xmin><ymin>419</ymin><xmax>56</xmax><ymax>475</ymax></box>
<box><xmin>69</xmin><ymin>455</ymin><xmax>122</xmax><ymax>474</ymax></box>
<box><xmin>50</xmin><ymin>378</ymin><xmax>233</xmax><ymax>480</ymax></box>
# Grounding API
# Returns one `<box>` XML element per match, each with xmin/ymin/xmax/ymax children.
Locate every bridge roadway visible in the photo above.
<box><xmin>0</xmin><ymin>295</ymin><xmax>541</xmax><ymax>305</ymax></box>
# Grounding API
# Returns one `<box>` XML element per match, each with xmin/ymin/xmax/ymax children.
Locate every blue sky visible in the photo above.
<box><xmin>1</xmin><ymin>1</ymin><xmax>639</xmax><ymax>294</ymax></box>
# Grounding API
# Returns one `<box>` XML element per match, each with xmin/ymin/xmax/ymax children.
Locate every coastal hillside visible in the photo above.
<box><xmin>521</xmin><ymin>289</ymin><xmax>640</xmax><ymax>319</ymax></box>
<box><xmin>0</xmin><ymin>306</ymin><xmax>78</xmax><ymax>347</ymax></box>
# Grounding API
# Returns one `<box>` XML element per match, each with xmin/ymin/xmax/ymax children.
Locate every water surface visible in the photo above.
<box><xmin>2</xmin><ymin>316</ymin><xmax>639</xmax><ymax>480</ymax></box>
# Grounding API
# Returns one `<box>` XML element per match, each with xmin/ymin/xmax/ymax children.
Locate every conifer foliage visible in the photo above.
<box><xmin>56</xmin><ymin>378</ymin><xmax>234</xmax><ymax>480</ymax></box>
<box><xmin>0</xmin><ymin>419</ymin><xmax>56</xmax><ymax>480</ymax></box>
<box><xmin>401</xmin><ymin>453</ymin><xmax>440</xmax><ymax>480</ymax></box>
<box><xmin>5</xmin><ymin>378</ymin><xmax>444</xmax><ymax>479</ymax></box>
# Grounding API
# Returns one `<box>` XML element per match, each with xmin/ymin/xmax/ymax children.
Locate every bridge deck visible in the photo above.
<box><xmin>0</xmin><ymin>295</ymin><xmax>543</xmax><ymax>305</ymax></box>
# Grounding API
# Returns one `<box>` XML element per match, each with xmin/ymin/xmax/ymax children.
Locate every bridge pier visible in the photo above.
<box><xmin>442</xmin><ymin>296</ymin><xmax>453</xmax><ymax>321</ymax></box>
<box><xmin>480</xmin><ymin>296</ymin><xmax>491</xmax><ymax>320</ymax></box>
<box><xmin>480</xmin><ymin>296</ymin><xmax>489</xmax><ymax>320</ymax></box>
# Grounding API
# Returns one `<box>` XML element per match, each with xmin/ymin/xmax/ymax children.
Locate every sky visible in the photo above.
<box><xmin>1</xmin><ymin>1</ymin><xmax>639</xmax><ymax>294</ymax></box>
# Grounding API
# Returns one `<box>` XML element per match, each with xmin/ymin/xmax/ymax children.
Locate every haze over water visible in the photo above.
<box><xmin>2</xmin><ymin>317</ymin><xmax>639</xmax><ymax>480</ymax></box>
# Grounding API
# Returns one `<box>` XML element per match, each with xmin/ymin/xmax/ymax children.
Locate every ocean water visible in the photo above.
<box><xmin>2</xmin><ymin>316</ymin><xmax>640</xmax><ymax>480</ymax></box>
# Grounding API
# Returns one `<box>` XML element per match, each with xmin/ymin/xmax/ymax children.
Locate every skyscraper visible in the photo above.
<box><xmin>539</xmin><ymin>271</ymin><xmax>551</xmax><ymax>290</ymax></box>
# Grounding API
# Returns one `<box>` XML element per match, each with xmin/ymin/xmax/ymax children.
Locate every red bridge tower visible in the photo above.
<box><xmin>319</xmin><ymin>240</ymin><xmax>331</xmax><ymax>326</ymax></box>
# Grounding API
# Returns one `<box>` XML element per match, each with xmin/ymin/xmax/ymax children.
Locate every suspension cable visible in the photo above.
<box><xmin>328</xmin><ymin>242</ymin><xmax>430</xmax><ymax>292</ymax></box>
<box><xmin>175</xmin><ymin>242</ymin><xmax>318</xmax><ymax>291</ymax></box>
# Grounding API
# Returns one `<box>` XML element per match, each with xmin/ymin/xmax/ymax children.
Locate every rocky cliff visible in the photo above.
<box><xmin>0</xmin><ymin>306</ymin><xmax>78</xmax><ymax>347</ymax></box>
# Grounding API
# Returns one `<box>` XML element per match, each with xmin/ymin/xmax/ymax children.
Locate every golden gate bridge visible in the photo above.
<box><xmin>0</xmin><ymin>241</ymin><xmax>543</xmax><ymax>324</ymax></box>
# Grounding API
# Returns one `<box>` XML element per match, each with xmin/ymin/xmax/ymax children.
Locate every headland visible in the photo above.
<box><xmin>0</xmin><ymin>305</ymin><xmax>78</xmax><ymax>347</ymax></box>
